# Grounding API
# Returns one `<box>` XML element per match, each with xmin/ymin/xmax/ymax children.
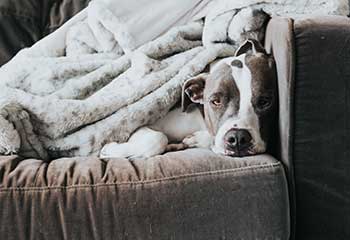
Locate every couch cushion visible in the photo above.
<box><xmin>293</xmin><ymin>16</ymin><xmax>350</xmax><ymax>240</ymax></box>
<box><xmin>0</xmin><ymin>149</ymin><xmax>290</xmax><ymax>240</ymax></box>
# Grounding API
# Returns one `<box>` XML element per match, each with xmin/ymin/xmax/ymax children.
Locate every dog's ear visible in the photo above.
<box><xmin>182</xmin><ymin>73</ymin><xmax>208</xmax><ymax>112</ymax></box>
<box><xmin>235</xmin><ymin>39</ymin><xmax>266</xmax><ymax>57</ymax></box>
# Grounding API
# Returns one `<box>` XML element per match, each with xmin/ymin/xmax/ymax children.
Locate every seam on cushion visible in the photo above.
<box><xmin>0</xmin><ymin>162</ymin><xmax>282</xmax><ymax>192</ymax></box>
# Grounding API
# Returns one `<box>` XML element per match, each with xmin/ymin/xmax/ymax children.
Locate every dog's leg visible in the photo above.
<box><xmin>182</xmin><ymin>130</ymin><xmax>213</xmax><ymax>149</ymax></box>
<box><xmin>100</xmin><ymin>127</ymin><xmax>168</xmax><ymax>159</ymax></box>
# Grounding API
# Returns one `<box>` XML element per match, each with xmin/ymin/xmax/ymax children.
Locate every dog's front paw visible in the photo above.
<box><xmin>183</xmin><ymin>131</ymin><xmax>213</xmax><ymax>149</ymax></box>
<box><xmin>0</xmin><ymin>115</ymin><xmax>21</xmax><ymax>155</ymax></box>
<box><xmin>100</xmin><ymin>142</ymin><xmax>130</xmax><ymax>159</ymax></box>
<box><xmin>100</xmin><ymin>127</ymin><xmax>169</xmax><ymax>160</ymax></box>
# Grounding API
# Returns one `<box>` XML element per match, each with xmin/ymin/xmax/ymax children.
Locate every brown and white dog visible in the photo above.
<box><xmin>100</xmin><ymin>39</ymin><xmax>277</xmax><ymax>159</ymax></box>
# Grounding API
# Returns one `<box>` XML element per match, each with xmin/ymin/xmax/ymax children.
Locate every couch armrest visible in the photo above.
<box><xmin>265</xmin><ymin>17</ymin><xmax>296</xmax><ymax>240</ymax></box>
<box><xmin>0</xmin><ymin>149</ymin><xmax>290</xmax><ymax>239</ymax></box>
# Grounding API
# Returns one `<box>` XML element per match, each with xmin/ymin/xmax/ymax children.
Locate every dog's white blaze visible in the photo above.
<box><xmin>212</xmin><ymin>55</ymin><xmax>266</xmax><ymax>155</ymax></box>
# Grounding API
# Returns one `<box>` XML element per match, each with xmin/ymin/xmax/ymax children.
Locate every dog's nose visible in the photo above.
<box><xmin>224</xmin><ymin>129</ymin><xmax>252</xmax><ymax>152</ymax></box>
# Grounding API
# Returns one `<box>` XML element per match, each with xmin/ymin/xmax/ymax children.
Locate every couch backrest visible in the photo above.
<box><xmin>0</xmin><ymin>0</ymin><xmax>90</xmax><ymax>65</ymax></box>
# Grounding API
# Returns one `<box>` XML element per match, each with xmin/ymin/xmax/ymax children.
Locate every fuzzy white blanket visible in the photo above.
<box><xmin>0</xmin><ymin>0</ymin><xmax>347</xmax><ymax>160</ymax></box>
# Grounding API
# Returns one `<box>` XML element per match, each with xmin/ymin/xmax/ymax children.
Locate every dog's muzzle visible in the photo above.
<box><xmin>223</xmin><ymin>129</ymin><xmax>253</xmax><ymax>157</ymax></box>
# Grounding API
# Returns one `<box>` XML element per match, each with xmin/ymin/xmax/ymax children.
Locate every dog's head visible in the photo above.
<box><xmin>182</xmin><ymin>39</ymin><xmax>277</xmax><ymax>157</ymax></box>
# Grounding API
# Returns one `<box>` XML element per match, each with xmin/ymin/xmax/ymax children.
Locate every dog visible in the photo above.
<box><xmin>100</xmin><ymin>39</ymin><xmax>277</xmax><ymax>159</ymax></box>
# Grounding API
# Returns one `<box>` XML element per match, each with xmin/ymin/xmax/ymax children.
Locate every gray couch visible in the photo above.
<box><xmin>0</xmin><ymin>0</ymin><xmax>90</xmax><ymax>65</ymax></box>
<box><xmin>0</xmin><ymin>1</ymin><xmax>349</xmax><ymax>239</ymax></box>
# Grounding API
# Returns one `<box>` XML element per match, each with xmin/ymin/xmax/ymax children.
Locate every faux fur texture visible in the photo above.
<box><xmin>0</xmin><ymin>0</ymin><xmax>347</xmax><ymax>160</ymax></box>
<box><xmin>0</xmin><ymin>2</ymin><xmax>235</xmax><ymax>160</ymax></box>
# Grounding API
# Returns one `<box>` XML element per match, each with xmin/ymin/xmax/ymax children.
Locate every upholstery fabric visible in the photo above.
<box><xmin>264</xmin><ymin>17</ymin><xmax>296</xmax><ymax>240</ymax></box>
<box><xmin>293</xmin><ymin>16</ymin><xmax>350</xmax><ymax>240</ymax></box>
<box><xmin>0</xmin><ymin>149</ymin><xmax>290</xmax><ymax>240</ymax></box>
<box><xmin>0</xmin><ymin>0</ymin><xmax>41</xmax><ymax>65</ymax></box>
<box><xmin>0</xmin><ymin>0</ymin><xmax>90</xmax><ymax>65</ymax></box>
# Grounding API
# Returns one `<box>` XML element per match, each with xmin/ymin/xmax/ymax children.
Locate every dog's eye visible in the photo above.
<box><xmin>257</xmin><ymin>96</ymin><xmax>272</xmax><ymax>110</ymax></box>
<box><xmin>210</xmin><ymin>97</ymin><xmax>222</xmax><ymax>107</ymax></box>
